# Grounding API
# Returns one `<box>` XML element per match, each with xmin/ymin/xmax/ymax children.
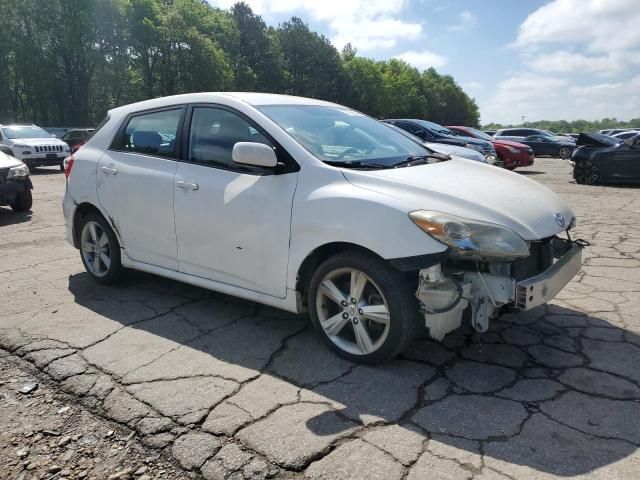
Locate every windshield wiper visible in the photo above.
<box><xmin>392</xmin><ymin>154</ymin><xmax>450</xmax><ymax>168</ymax></box>
<box><xmin>324</xmin><ymin>159</ymin><xmax>390</xmax><ymax>169</ymax></box>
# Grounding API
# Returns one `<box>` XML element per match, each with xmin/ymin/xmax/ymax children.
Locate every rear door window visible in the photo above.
<box><xmin>119</xmin><ymin>109</ymin><xmax>182</xmax><ymax>158</ymax></box>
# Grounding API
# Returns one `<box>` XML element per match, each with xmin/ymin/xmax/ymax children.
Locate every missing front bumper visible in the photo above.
<box><xmin>417</xmin><ymin>241</ymin><xmax>583</xmax><ymax>340</ymax></box>
<box><xmin>515</xmin><ymin>244</ymin><xmax>582</xmax><ymax>311</ymax></box>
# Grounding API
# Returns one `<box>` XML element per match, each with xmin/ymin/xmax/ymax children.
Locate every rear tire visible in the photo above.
<box><xmin>308</xmin><ymin>250</ymin><xmax>419</xmax><ymax>363</ymax></box>
<box><xmin>10</xmin><ymin>189</ymin><xmax>32</xmax><ymax>212</ymax></box>
<box><xmin>78</xmin><ymin>213</ymin><xmax>123</xmax><ymax>284</ymax></box>
<box><xmin>558</xmin><ymin>147</ymin><xmax>572</xmax><ymax>159</ymax></box>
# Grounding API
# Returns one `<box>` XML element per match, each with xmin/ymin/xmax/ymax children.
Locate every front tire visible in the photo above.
<box><xmin>558</xmin><ymin>147</ymin><xmax>572</xmax><ymax>159</ymax></box>
<box><xmin>573</xmin><ymin>160</ymin><xmax>600</xmax><ymax>185</ymax></box>
<box><xmin>308</xmin><ymin>250</ymin><xmax>419</xmax><ymax>363</ymax></box>
<box><xmin>10</xmin><ymin>189</ymin><xmax>32</xmax><ymax>212</ymax></box>
<box><xmin>79</xmin><ymin>213</ymin><xmax>123</xmax><ymax>284</ymax></box>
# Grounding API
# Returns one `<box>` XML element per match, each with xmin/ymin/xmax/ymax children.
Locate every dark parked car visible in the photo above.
<box><xmin>494</xmin><ymin>128</ymin><xmax>575</xmax><ymax>159</ymax></box>
<box><xmin>572</xmin><ymin>132</ymin><xmax>640</xmax><ymax>185</ymax></box>
<box><xmin>383</xmin><ymin>119</ymin><xmax>497</xmax><ymax>163</ymax></box>
<box><xmin>61</xmin><ymin>128</ymin><xmax>95</xmax><ymax>151</ymax></box>
<box><xmin>447</xmin><ymin>125</ymin><xmax>534</xmax><ymax>170</ymax></box>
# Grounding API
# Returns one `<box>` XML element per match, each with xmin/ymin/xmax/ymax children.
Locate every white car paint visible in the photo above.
<box><xmin>0</xmin><ymin>150</ymin><xmax>25</xmax><ymax>170</ymax></box>
<box><xmin>63</xmin><ymin>92</ymin><xmax>578</xmax><ymax>320</ymax></box>
<box><xmin>425</xmin><ymin>142</ymin><xmax>486</xmax><ymax>163</ymax></box>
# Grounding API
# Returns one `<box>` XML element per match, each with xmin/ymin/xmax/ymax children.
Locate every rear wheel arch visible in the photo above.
<box><xmin>72</xmin><ymin>203</ymin><xmax>115</xmax><ymax>248</ymax></box>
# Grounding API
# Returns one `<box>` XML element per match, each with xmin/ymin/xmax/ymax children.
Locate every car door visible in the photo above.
<box><xmin>173</xmin><ymin>104</ymin><xmax>299</xmax><ymax>298</ymax></box>
<box><xmin>611</xmin><ymin>141</ymin><xmax>640</xmax><ymax>180</ymax></box>
<box><xmin>524</xmin><ymin>135</ymin><xmax>548</xmax><ymax>155</ymax></box>
<box><xmin>97</xmin><ymin>106</ymin><xmax>185</xmax><ymax>270</ymax></box>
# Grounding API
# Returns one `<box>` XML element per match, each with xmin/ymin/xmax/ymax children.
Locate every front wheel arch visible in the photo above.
<box><xmin>296</xmin><ymin>243</ymin><xmax>386</xmax><ymax>308</ymax></box>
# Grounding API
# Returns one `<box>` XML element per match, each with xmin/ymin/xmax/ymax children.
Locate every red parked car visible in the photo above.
<box><xmin>447</xmin><ymin>126</ymin><xmax>534</xmax><ymax>170</ymax></box>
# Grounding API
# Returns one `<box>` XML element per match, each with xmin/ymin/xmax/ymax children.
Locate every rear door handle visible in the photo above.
<box><xmin>101</xmin><ymin>166</ymin><xmax>118</xmax><ymax>175</ymax></box>
<box><xmin>176</xmin><ymin>180</ymin><xmax>199</xmax><ymax>191</ymax></box>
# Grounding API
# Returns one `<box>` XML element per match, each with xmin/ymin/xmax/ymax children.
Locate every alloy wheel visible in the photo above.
<box><xmin>81</xmin><ymin>220</ymin><xmax>112</xmax><ymax>277</ymax></box>
<box><xmin>315</xmin><ymin>267</ymin><xmax>390</xmax><ymax>355</ymax></box>
<box><xmin>559</xmin><ymin>147</ymin><xmax>571</xmax><ymax>159</ymax></box>
<box><xmin>574</xmin><ymin>160</ymin><xmax>599</xmax><ymax>185</ymax></box>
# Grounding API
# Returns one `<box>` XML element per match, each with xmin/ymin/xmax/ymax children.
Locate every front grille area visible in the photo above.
<box><xmin>513</xmin><ymin>237</ymin><xmax>554</xmax><ymax>281</ymax></box>
<box><xmin>34</xmin><ymin>145</ymin><xmax>63</xmax><ymax>153</ymax></box>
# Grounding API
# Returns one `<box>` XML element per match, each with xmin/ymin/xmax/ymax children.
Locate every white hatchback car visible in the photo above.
<box><xmin>63</xmin><ymin>93</ymin><xmax>583</xmax><ymax>363</ymax></box>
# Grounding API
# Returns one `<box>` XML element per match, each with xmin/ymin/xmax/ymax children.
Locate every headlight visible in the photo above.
<box><xmin>13</xmin><ymin>144</ymin><xmax>29</xmax><ymax>148</ymax></box>
<box><xmin>485</xmin><ymin>155</ymin><xmax>497</xmax><ymax>164</ymax></box>
<box><xmin>7</xmin><ymin>164</ymin><xmax>29</xmax><ymax>178</ymax></box>
<box><xmin>409</xmin><ymin>210</ymin><xmax>530</xmax><ymax>259</ymax></box>
<box><xmin>64</xmin><ymin>146</ymin><xmax>70</xmax><ymax>152</ymax></box>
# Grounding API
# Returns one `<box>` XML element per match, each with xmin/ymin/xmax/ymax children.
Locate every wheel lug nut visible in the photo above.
<box><xmin>352</xmin><ymin>318</ymin><xmax>359</xmax><ymax>324</ymax></box>
<box><xmin>358</xmin><ymin>309</ymin><xmax>363</xmax><ymax>315</ymax></box>
<box><xmin>341</xmin><ymin>300</ymin><xmax>347</xmax><ymax>307</ymax></box>
<box><xmin>351</xmin><ymin>298</ymin><xmax>357</xmax><ymax>304</ymax></box>
<box><xmin>342</xmin><ymin>312</ymin><xmax>349</xmax><ymax>319</ymax></box>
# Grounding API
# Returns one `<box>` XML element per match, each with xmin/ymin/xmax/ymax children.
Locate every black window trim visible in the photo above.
<box><xmin>109</xmin><ymin>105</ymin><xmax>188</xmax><ymax>160</ymax></box>
<box><xmin>179</xmin><ymin>102</ymin><xmax>300</xmax><ymax>176</ymax></box>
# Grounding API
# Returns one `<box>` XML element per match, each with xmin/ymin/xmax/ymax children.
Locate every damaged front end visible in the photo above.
<box><xmin>416</xmin><ymin>235</ymin><xmax>584</xmax><ymax>340</ymax></box>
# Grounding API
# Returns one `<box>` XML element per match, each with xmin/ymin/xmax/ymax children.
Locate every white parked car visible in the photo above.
<box><xmin>0</xmin><ymin>150</ymin><xmax>32</xmax><ymax>211</ymax></box>
<box><xmin>0</xmin><ymin>124</ymin><xmax>71</xmax><ymax>171</ymax></box>
<box><xmin>62</xmin><ymin>93</ymin><xmax>583</xmax><ymax>363</ymax></box>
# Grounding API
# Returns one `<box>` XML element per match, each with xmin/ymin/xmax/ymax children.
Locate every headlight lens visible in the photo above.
<box><xmin>7</xmin><ymin>164</ymin><xmax>29</xmax><ymax>178</ymax></box>
<box><xmin>13</xmin><ymin>144</ymin><xmax>29</xmax><ymax>148</ymax></box>
<box><xmin>409</xmin><ymin>210</ymin><xmax>530</xmax><ymax>259</ymax></box>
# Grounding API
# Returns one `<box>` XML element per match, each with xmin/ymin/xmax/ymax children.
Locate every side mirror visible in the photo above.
<box><xmin>232</xmin><ymin>142</ymin><xmax>277</xmax><ymax>168</ymax></box>
<box><xmin>50</xmin><ymin>133</ymin><xmax>57</xmax><ymax>138</ymax></box>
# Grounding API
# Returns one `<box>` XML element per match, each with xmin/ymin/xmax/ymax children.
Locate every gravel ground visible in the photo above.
<box><xmin>1</xmin><ymin>159</ymin><xmax>640</xmax><ymax>480</ymax></box>
<box><xmin>0</xmin><ymin>353</ymin><xmax>188</xmax><ymax>480</ymax></box>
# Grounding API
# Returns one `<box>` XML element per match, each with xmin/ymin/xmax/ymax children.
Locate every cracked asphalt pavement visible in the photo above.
<box><xmin>1</xmin><ymin>159</ymin><xmax>640</xmax><ymax>479</ymax></box>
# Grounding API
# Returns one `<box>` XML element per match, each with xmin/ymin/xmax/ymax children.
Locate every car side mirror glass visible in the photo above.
<box><xmin>232</xmin><ymin>142</ymin><xmax>278</xmax><ymax>168</ymax></box>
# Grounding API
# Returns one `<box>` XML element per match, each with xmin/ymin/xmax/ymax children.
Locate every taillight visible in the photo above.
<box><xmin>63</xmin><ymin>156</ymin><xmax>74</xmax><ymax>178</ymax></box>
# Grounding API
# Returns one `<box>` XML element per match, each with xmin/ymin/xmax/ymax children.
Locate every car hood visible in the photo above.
<box><xmin>0</xmin><ymin>151</ymin><xmax>25</xmax><ymax>169</ymax></box>
<box><xmin>576</xmin><ymin>132</ymin><xmax>620</xmax><ymax>148</ymax></box>
<box><xmin>7</xmin><ymin>137</ymin><xmax>67</xmax><ymax>146</ymax></box>
<box><xmin>454</xmin><ymin>135</ymin><xmax>490</xmax><ymax>146</ymax></box>
<box><xmin>425</xmin><ymin>143</ymin><xmax>485</xmax><ymax>162</ymax></box>
<box><xmin>342</xmin><ymin>159</ymin><xmax>574</xmax><ymax>241</ymax></box>
<box><xmin>492</xmin><ymin>139</ymin><xmax>529</xmax><ymax>149</ymax></box>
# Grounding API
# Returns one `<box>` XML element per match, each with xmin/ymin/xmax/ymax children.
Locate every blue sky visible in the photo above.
<box><xmin>210</xmin><ymin>0</ymin><xmax>640</xmax><ymax>125</ymax></box>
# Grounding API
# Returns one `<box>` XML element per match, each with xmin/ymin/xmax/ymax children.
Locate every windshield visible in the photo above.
<box><xmin>414</xmin><ymin>120</ymin><xmax>455</xmax><ymax>136</ymax></box>
<box><xmin>2</xmin><ymin>126</ymin><xmax>51</xmax><ymax>139</ymax></box>
<box><xmin>462</xmin><ymin>127</ymin><xmax>493</xmax><ymax>141</ymax></box>
<box><xmin>258</xmin><ymin>105</ymin><xmax>430</xmax><ymax>167</ymax></box>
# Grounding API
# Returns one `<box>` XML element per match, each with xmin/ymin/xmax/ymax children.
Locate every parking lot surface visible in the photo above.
<box><xmin>2</xmin><ymin>159</ymin><xmax>640</xmax><ymax>479</ymax></box>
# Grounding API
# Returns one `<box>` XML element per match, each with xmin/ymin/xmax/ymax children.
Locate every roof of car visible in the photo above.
<box><xmin>109</xmin><ymin>92</ymin><xmax>341</xmax><ymax>115</ymax></box>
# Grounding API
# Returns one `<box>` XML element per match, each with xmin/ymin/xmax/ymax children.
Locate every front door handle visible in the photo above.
<box><xmin>101</xmin><ymin>166</ymin><xmax>118</xmax><ymax>175</ymax></box>
<box><xmin>176</xmin><ymin>180</ymin><xmax>199</xmax><ymax>191</ymax></box>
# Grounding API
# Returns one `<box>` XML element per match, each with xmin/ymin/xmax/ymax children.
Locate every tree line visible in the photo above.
<box><xmin>484</xmin><ymin>118</ymin><xmax>640</xmax><ymax>133</ymax></box>
<box><xmin>0</xmin><ymin>0</ymin><xmax>480</xmax><ymax>128</ymax></box>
